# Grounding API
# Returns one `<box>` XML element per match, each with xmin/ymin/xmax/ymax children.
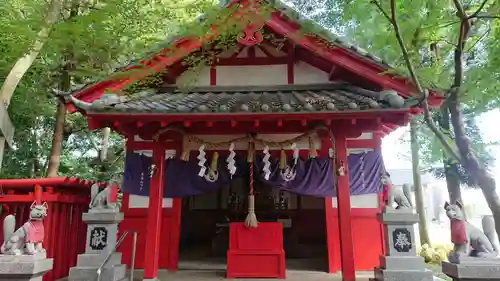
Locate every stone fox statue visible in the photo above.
<box><xmin>89</xmin><ymin>179</ymin><xmax>120</xmax><ymax>211</ymax></box>
<box><xmin>445</xmin><ymin>201</ymin><xmax>499</xmax><ymax>260</ymax></box>
<box><xmin>381</xmin><ymin>172</ymin><xmax>413</xmax><ymax>209</ymax></box>
<box><xmin>1</xmin><ymin>201</ymin><xmax>48</xmax><ymax>255</ymax></box>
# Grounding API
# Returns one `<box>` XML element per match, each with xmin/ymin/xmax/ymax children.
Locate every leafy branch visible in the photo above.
<box><xmin>370</xmin><ymin>0</ymin><xmax>461</xmax><ymax>161</ymax></box>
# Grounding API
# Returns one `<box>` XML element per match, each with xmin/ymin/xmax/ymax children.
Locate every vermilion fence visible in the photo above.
<box><xmin>0</xmin><ymin>177</ymin><xmax>95</xmax><ymax>281</ymax></box>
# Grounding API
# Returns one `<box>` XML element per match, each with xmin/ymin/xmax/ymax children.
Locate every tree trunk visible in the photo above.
<box><xmin>439</xmin><ymin>105</ymin><xmax>463</xmax><ymax>204</ymax></box>
<box><xmin>410</xmin><ymin>118</ymin><xmax>431</xmax><ymax>246</ymax></box>
<box><xmin>448</xmin><ymin>89</ymin><xmax>500</xmax><ymax>241</ymax></box>
<box><xmin>29</xmin><ymin>127</ymin><xmax>37</xmax><ymax>178</ymax></box>
<box><xmin>0</xmin><ymin>0</ymin><xmax>63</xmax><ymax>107</ymax></box>
<box><xmin>46</xmin><ymin>101</ymin><xmax>67</xmax><ymax>177</ymax></box>
<box><xmin>99</xmin><ymin>128</ymin><xmax>111</xmax><ymax>162</ymax></box>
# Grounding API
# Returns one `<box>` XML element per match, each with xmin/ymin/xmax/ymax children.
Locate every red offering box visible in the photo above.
<box><xmin>226</xmin><ymin>222</ymin><xmax>286</xmax><ymax>279</ymax></box>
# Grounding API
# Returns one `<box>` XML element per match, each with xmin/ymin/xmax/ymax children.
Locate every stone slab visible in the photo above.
<box><xmin>69</xmin><ymin>264</ymin><xmax>126</xmax><ymax>281</ymax></box>
<box><xmin>371</xmin><ymin>277</ymin><xmax>445</xmax><ymax>281</ymax></box>
<box><xmin>383</xmin><ymin>224</ymin><xmax>417</xmax><ymax>256</ymax></box>
<box><xmin>442</xmin><ymin>261</ymin><xmax>500</xmax><ymax>280</ymax></box>
<box><xmin>448</xmin><ymin>256</ymin><xmax>500</xmax><ymax>264</ymax></box>
<box><xmin>378</xmin><ymin>211</ymin><xmax>419</xmax><ymax>225</ymax></box>
<box><xmin>373</xmin><ymin>266</ymin><xmax>434</xmax><ymax>281</ymax></box>
<box><xmin>82</xmin><ymin>212</ymin><xmax>124</xmax><ymax>224</ymax></box>
<box><xmin>0</xmin><ymin>252</ymin><xmax>47</xmax><ymax>262</ymax></box>
<box><xmin>380</xmin><ymin>255</ymin><xmax>426</xmax><ymax>271</ymax></box>
<box><xmin>85</xmin><ymin>223</ymin><xmax>119</xmax><ymax>254</ymax></box>
<box><xmin>0</xmin><ymin>255</ymin><xmax>53</xmax><ymax>281</ymax></box>
<box><xmin>76</xmin><ymin>253</ymin><xmax>122</xmax><ymax>268</ymax></box>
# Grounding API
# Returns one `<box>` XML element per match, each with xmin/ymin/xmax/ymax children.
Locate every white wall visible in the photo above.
<box><xmin>175</xmin><ymin>45</ymin><xmax>331</xmax><ymax>87</ymax></box>
<box><xmin>128</xmin><ymin>194</ymin><xmax>173</xmax><ymax>209</ymax></box>
<box><xmin>331</xmin><ymin>193</ymin><xmax>379</xmax><ymax>209</ymax></box>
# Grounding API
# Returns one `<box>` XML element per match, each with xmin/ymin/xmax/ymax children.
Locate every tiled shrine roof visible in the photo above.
<box><xmin>68</xmin><ymin>83</ymin><xmax>421</xmax><ymax>115</ymax></box>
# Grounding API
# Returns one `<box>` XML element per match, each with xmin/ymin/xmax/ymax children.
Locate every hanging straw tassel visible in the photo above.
<box><xmin>181</xmin><ymin>141</ymin><xmax>191</xmax><ymax>161</ymax></box>
<box><xmin>279</xmin><ymin>149</ymin><xmax>287</xmax><ymax>169</ymax></box>
<box><xmin>308</xmin><ymin>136</ymin><xmax>318</xmax><ymax>158</ymax></box>
<box><xmin>245</xmin><ymin>142</ymin><xmax>259</xmax><ymax>228</ymax></box>
<box><xmin>210</xmin><ymin>152</ymin><xmax>219</xmax><ymax>171</ymax></box>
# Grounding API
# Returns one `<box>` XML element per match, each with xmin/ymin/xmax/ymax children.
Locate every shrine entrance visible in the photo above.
<box><xmin>177</xmin><ymin>174</ymin><xmax>328</xmax><ymax>273</ymax></box>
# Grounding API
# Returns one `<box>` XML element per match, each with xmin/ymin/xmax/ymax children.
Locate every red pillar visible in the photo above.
<box><xmin>335</xmin><ymin>133</ymin><xmax>356</xmax><ymax>281</ymax></box>
<box><xmin>143</xmin><ymin>144</ymin><xmax>166</xmax><ymax>280</ymax></box>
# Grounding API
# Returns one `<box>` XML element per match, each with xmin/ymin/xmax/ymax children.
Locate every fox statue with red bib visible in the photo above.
<box><xmin>1</xmin><ymin>201</ymin><xmax>48</xmax><ymax>255</ymax></box>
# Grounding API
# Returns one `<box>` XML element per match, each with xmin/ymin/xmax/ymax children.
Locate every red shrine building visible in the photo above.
<box><xmin>62</xmin><ymin>0</ymin><xmax>441</xmax><ymax>280</ymax></box>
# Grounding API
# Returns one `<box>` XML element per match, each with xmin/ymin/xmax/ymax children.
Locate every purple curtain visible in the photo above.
<box><xmin>254</xmin><ymin>157</ymin><xmax>336</xmax><ymax>197</ymax></box>
<box><xmin>348</xmin><ymin>150</ymin><xmax>384</xmax><ymax>195</ymax></box>
<box><xmin>122</xmin><ymin>150</ymin><xmax>384</xmax><ymax>198</ymax></box>
<box><xmin>163</xmin><ymin>157</ymin><xmax>248</xmax><ymax>198</ymax></box>
<box><xmin>121</xmin><ymin>152</ymin><xmax>152</xmax><ymax>196</ymax></box>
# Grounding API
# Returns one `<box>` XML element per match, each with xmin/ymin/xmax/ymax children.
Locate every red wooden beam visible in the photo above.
<box><xmin>287</xmin><ymin>43</ymin><xmax>295</xmax><ymax>84</ymax></box>
<box><xmin>86</xmin><ymin>110</ymin><xmax>409</xmax><ymax>129</ymax></box>
<box><xmin>256</xmin><ymin>44</ymin><xmax>277</xmax><ymax>58</ymax></box>
<box><xmin>213</xmin><ymin>56</ymin><xmax>288</xmax><ymax>66</ymax></box>
<box><xmin>333</xmin><ymin>133</ymin><xmax>356</xmax><ymax>281</ymax></box>
<box><xmin>247</xmin><ymin>46</ymin><xmax>256</xmax><ymax>58</ymax></box>
<box><xmin>0</xmin><ymin>177</ymin><xmax>94</xmax><ymax>188</ymax></box>
<box><xmin>126</xmin><ymin>138</ymin><xmax>374</xmax><ymax>150</ymax></box>
<box><xmin>143</xmin><ymin>145</ymin><xmax>166</xmax><ymax>279</ymax></box>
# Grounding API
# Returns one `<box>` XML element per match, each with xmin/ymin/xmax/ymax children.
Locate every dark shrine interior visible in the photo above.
<box><xmin>179</xmin><ymin>176</ymin><xmax>328</xmax><ymax>271</ymax></box>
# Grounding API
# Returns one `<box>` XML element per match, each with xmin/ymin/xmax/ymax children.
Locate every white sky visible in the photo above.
<box><xmin>382</xmin><ymin>109</ymin><xmax>500</xmax><ymax>182</ymax></box>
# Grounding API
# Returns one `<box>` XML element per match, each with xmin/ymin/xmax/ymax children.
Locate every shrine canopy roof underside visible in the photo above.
<box><xmin>69</xmin><ymin>83</ymin><xmax>418</xmax><ymax>115</ymax></box>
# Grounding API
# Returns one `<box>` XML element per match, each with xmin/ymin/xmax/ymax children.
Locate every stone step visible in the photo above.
<box><xmin>76</xmin><ymin>253</ymin><xmax>123</xmax><ymax>268</ymax></box>
<box><xmin>69</xmin><ymin>264</ymin><xmax>126</xmax><ymax>281</ymax></box>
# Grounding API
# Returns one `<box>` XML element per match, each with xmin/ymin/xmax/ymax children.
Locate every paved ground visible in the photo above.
<box><xmin>128</xmin><ymin>269</ymin><xmax>373</xmax><ymax>281</ymax></box>
<box><xmin>126</xmin><ymin>260</ymin><xmax>374</xmax><ymax>281</ymax></box>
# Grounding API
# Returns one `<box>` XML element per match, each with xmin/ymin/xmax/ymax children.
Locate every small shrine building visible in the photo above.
<box><xmin>62</xmin><ymin>0</ymin><xmax>442</xmax><ymax>280</ymax></box>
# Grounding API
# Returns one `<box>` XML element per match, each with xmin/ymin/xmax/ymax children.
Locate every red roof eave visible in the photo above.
<box><xmin>64</xmin><ymin>4</ymin><xmax>444</xmax><ymax>113</ymax></box>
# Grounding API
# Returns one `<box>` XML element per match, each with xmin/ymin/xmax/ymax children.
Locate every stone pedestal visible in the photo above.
<box><xmin>0</xmin><ymin>252</ymin><xmax>53</xmax><ymax>281</ymax></box>
<box><xmin>69</xmin><ymin>211</ymin><xmax>128</xmax><ymax>281</ymax></box>
<box><xmin>371</xmin><ymin>207</ymin><xmax>434</xmax><ymax>281</ymax></box>
<box><xmin>442</xmin><ymin>257</ymin><xmax>500</xmax><ymax>281</ymax></box>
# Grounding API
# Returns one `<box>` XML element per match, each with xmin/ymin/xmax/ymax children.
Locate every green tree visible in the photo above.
<box><xmin>334</xmin><ymin>0</ymin><xmax>500</xmax><ymax>236</ymax></box>
<box><xmin>0</xmin><ymin>0</ymin><xmax>215</xmax><ymax>181</ymax></box>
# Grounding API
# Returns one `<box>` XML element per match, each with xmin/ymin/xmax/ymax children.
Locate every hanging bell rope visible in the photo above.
<box><xmin>279</xmin><ymin>149</ymin><xmax>287</xmax><ymax>170</ymax></box>
<box><xmin>245</xmin><ymin>141</ymin><xmax>259</xmax><ymax>228</ymax></box>
<box><xmin>210</xmin><ymin>152</ymin><xmax>219</xmax><ymax>171</ymax></box>
<box><xmin>308</xmin><ymin>136</ymin><xmax>317</xmax><ymax>158</ymax></box>
<box><xmin>181</xmin><ymin>141</ymin><xmax>191</xmax><ymax>161</ymax></box>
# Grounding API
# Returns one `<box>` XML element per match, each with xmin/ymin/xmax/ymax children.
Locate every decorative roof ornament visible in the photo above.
<box><xmin>379</xmin><ymin>90</ymin><xmax>405</xmax><ymax>108</ymax></box>
<box><xmin>237</xmin><ymin>24</ymin><xmax>264</xmax><ymax>46</ymax></box>
<box><xmin>67</xmin><ymin>93</ymin><xmax>128</xmax><ymax>111</ymax></box>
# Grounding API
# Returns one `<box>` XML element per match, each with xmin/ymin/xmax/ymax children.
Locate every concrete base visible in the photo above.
<box><xmin>0</xmin><ymin>253</ymin><xmax>53</xmax><ymax>281</ymax></box>
<box><xmin>82</xmin><ymin>211</ymin><xmax>123</xmax><ymax>224</ymax></box>
<box><xmin>442</xmin><ymin>260</ymin><xmax>500</xmax><ymax>280</ymax></box>
<box><xmin>379</xmin><ymin>209</ymin><xmax>419</xmax><ymax>225</ymax></box>
<box><xmin>76</xmin><ymin>253</ymin><xmax>123</xmax><ymax>268</ymax></box>
<box><xmin>380</xmin><ymin>255</ymin><xmax>426</xmax><ymax>271</ymax></box>
<box><xmin>69</xmin><ymin>252</ymin><xmax>127</xmax><ymax>281</ymax></box>
<box><xmin>371</xmin><ymin>266</ymin><xmax>434</xmax><ymax>281</ymax></box>
<box><xmin>68</xmin><ymin>264</ymin><xmax>127</xmax><ymax>281</ymax></box>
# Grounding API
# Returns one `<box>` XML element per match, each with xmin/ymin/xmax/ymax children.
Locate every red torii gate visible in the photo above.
<box><xmin>0</xmin><ymin>177</ymin><xmax>97</xmax><ymax>281</ymax></box>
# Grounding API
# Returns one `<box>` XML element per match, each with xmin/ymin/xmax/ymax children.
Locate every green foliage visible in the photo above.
<box><xmin>0</xmin><ymin>0</ymin><xmax>216</xmax><ymax>180</ymax></box>
<box><xmin>398</xmin><ymin>113</ymin><xmax>495</xmax><ymax>187</ymax></box>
